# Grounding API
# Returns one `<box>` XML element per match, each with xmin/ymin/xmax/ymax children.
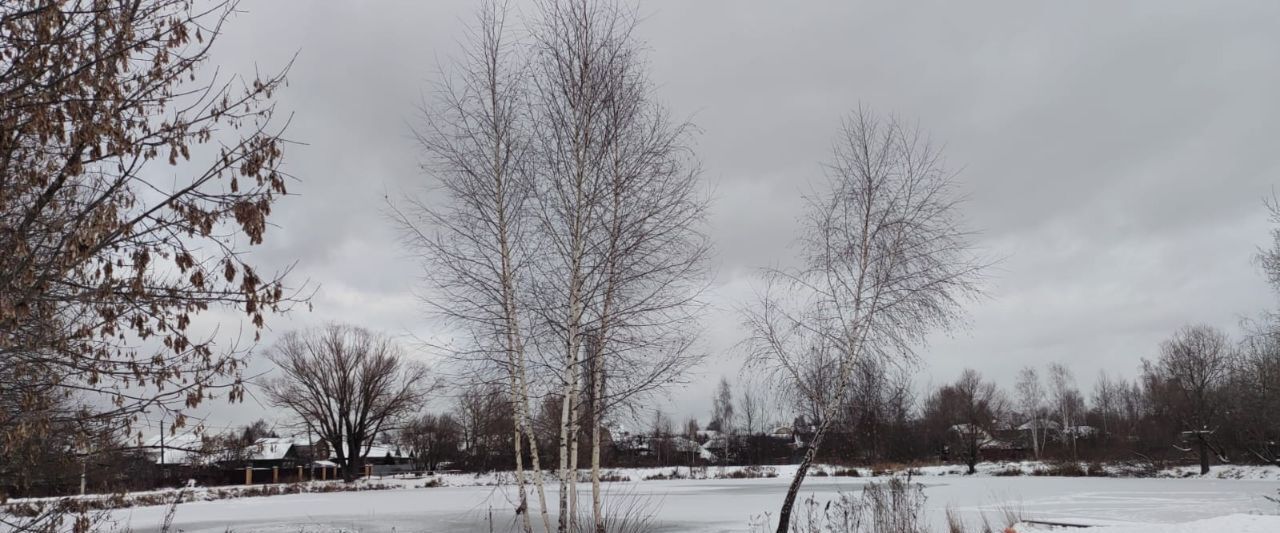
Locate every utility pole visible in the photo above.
<box><xmin>160</xmin><ymin>418</ymin><xmax>166</xmax><ymax>466</ymax></box>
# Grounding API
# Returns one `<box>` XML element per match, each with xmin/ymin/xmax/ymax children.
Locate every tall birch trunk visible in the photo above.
<box><xmin>557</xmin><ymin>199</ymin><xmax>586</xmax><ymax>533</ymax></box>
<box><xmin>569</xmin><ymin>389</ymin><xmax>581</xmax><ymax>526</ymax></box>
<box><xmin>589</xmin><ymin>345</ymin><xmax>605</xmax><ymax>533</ymax></box>
<box><xmin>508</xmin><ymin>375</ymin><xmax>533</xmax><ymax>533</ymax></box>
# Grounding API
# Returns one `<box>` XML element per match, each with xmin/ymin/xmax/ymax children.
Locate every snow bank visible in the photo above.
<box><xmin>1158</xmin><ymin>464</ymin><xmax>1280</xmax><ymax>480</ymax></box>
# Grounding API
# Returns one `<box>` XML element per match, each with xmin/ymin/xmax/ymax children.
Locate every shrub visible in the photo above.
<box><xmin>1084</xmin><ymin>462</ymin><xmax>1110</xmax><ymax>477</ymax></box>
<box><xmin>568</xmin><ymin>488</ymin><xmax>661</xmax><ymax>533</ymax></box>
<box><xmin>991</xmin><ymin>466</ymin><xmax>1023</xmax><ymax>477</ymax></box>
<box><xmin>641</xmin><ymin>468</ymin><xmax>686</xmax><ymax>481</ymax></box>
<box><xmin>717</xmin><ymin>466</ymin><xmax>779</xmax><ymax>479</ymax></box>
<box><xmin>767</xmin><ymin>476</ymin><xmax>926</xmax><ymax>533</ymax></box>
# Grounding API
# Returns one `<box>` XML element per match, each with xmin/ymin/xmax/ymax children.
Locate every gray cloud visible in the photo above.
<box><xmin>190</xmin><ymin>0</ymin><xmax>1280</xmax><ymax>430</ymax></box>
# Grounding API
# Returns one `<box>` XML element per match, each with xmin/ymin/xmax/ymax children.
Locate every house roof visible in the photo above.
<box><xmin>948</xmin><ymin>424</ymin><xmax>1015</xmax><ymax>449</ymax></box>
<box><xmin>1016</xmin><ymin>419</ymin><xmax>1063</xmax><ymax>431</ymax></box>
<box><xmin>332</xmin><ymin>442</ymin><xmax>406</xmax><ymax>459</ymax></box>
<box><xmin>249</xmin><ymin>437</ymin><xmax>310</xmax><ymax>461</ymax></box>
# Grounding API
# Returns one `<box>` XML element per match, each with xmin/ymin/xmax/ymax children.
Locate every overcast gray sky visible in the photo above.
<box><xmin>187</xmin><ymin>0</ymin><xmax>1280</xmax><ymax>434</ymax></box>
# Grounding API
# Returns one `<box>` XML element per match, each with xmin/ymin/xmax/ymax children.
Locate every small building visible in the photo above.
<box><xmin>247</xmin><ymin>437</ymin><xmax>325</xmax><ymax>469</ymax></box>
<box><xmin>949</xmin><ymin>424</ymin><xmax>1024</xmax><ymax>461</ymax></box>
<box><xmin>332</xmin><ymin>442</ymin><xmax>413</xmax><ymax>475</ymax></box>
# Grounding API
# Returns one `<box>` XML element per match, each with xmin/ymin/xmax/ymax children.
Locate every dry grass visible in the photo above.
<box><xmin>1</xmin><ymin>482</ymin><xmax>398</xmax><ymax>518</ymax></box>
<box><xmin>752</xmin><ymin>476</ymin><xmax>928</xmax><ymax>533</ymax></box>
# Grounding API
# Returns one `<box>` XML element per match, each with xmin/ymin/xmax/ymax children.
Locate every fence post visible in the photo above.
<box><xmin>244</xmin><ymin>466</ymin><xmax>252</xmax><ymax>486</ymax></box>
<box><xmin>297</xmin><ymin>465</ymin><xmax>303</xmax><ymax>483</ymax></box>
<box><xmin>272</xmin><ymin>466</ymin><xmax>279</xmax><ymax>484</ymax></box>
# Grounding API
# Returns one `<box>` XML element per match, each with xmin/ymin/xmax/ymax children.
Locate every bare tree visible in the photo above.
<box><xmin>684</xmin><ymin>417</ymin><xmax>700</xmax><ymax>440</ymax></box>
<box><xmin>1015</xmin><ymin>366</ymin><xmax>1045</xmax><ymax>459</ymax></box>
<box><xmin>739</xmin><ymin>385</ymin><xmax>768</xmax><ymax>436</ymax></box>
<box><xmin>1093</xmin><ymin>370</ymin><xmax>1120</xmax><ymax>438</ymax></box>
<box><xmin>1227</xmin><ymin>321</ymin><xmax>1280</xmax><ymax>465</ymax></box>
<box><xmin>838</xmin><ymin>352</ymin><xmax>915</xmax><ymax>462</ymax></box>
<box><xmin>401</xmin><ymin>2</ymin><xmax>707</xmax><ymax>531</ymax></box>
<box><xmin>261</xmin><ymin>325</ymin><xmax>430</xmax><ymax>482</ymax></box>
<box><xmin>951</xmin><ymin>369</ymin><xmax>1006</xmax><ymax>474</ymax></box>
<box><xmin>522</xmin><ymin>1</ymin><xmax>708</xmax><ymax>531</ymax></box>
<box><xmin>455</xmin><ymin>382</ymin><xmax>517</xmax><ymax>471</ymax></box>
<box><xmin>391</xmin><ymin>1</ymin><xmax>552</xmax><ymax>528</ymax></box>
<box><xmin>744</xmin><ymin>107</ymin><xmax>984</xmax><ymax>532</ymax></box>
<box><xmin>709</xmin><ymin>377</ymin><xmax>735</xmax><ymax>433</ymax></box>
<box><xmin>1047</xmin><ymin>362</ymin><xmax>1081</xmax><ymax>460</ymax></box>
<box><xmin>398</xmin><ymin>413</ymin><xmax>461</xmax><ymax>471</ymax></box>
<box><xmin>1145</xmin><ymin>325</ymin><xmax>1233</xmax><ymax>474</ymax></box>
<box><xmin>579</xmin><ymin>93</ymin><xmax>707</xmax><ymax>533</ymax></box>
<box><xmin>1258</xmin><ymin>195</ymin><xmax>1280</xmax><ymax>292</ymax></box>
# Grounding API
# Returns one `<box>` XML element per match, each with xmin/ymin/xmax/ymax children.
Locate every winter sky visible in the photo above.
<box><xmin>188</xmin><ymin>0</ymin><xmax>1280</xmax><ymax>433</ymax></box>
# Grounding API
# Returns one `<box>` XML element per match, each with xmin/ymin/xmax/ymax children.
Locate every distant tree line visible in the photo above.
<box><xmin>394</xmin><ymin>315</ymin><xmax>1278</xmax><ymax>481</ymax></box>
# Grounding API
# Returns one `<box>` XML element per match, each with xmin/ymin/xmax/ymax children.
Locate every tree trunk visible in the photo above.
<box><xmin>557</xmin><ymin>168</ymin><xmax>586</xmax><ymax>533</ymax></box>
<box><xmin>967</xmin><ymin>437</ymin><xmax>978</xmax><ymax>475</ymax></box>
<box><xmin>344</xmin><ymin>438</ymin><xmax>361</xmax><ymax>483</ymax></box>
<box><xmin>557</xmin><ymin>348</ymin><xmax>577</xmax><ymax>533</ymax></box>
<box><xmin>775</xmin><ymin>416</ymin><xmax>835</xmax><ymax>533</ymax></box>
<box><xmin>1029</xmin><ymin>420</ymin><xmax>1040</xmax><ymax>460</ymax></box>
<box><xmin>1198</xmin><ymin>435</ymin><xmax>1210</xmax><ymax>475</ymax></box>
<box><xmin>511</xmin><ymin>407</ymin><xmax>533</xmax><ymax>533</ymax></box>
<box><xmin>520</xmin><ymin>382</ymin><xmax>553</xmax><ymax>533</ymax></box>
<box><xmin>591</xmin><ymin>348</ymin><xmax>605</xmax><ymax>533</ymax></box>
<box><xmin>568</xmin><ymin>387</ymin><xmax>581</xmax><ymax>530</ymax></box>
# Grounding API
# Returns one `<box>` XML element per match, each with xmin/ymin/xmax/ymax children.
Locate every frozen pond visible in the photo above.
<box><xmin>104</xmin><ymin>475</ymin><xmax>1278</xmax><ymax>533</ymax></box>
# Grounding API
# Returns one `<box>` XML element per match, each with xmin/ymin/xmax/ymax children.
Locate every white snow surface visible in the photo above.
<box><xmin>7</xmin><ymin>463</ymin><xmax>1278</xmax><ymax>532</ymax></box>
<box><xmin>1017</xmin><ymin>514</ymin><xmax>1280</xmax><ymax>533</ymax></box>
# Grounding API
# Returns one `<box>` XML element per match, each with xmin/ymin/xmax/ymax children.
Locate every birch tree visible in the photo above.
<box><xmin>744</xmin><ymin>107</ymin><xmax>984</xmax><ymax>532</ymax></box>
<box><xmin>392</xmin><ymin>1</ymin><xmax>552</xmax><ymax>530</ymax></box>
<box><xmin>1015</xmin><ymin>366</ymin><xmax>1045</xmax><ymax>459</ymax></box>
<box><xmin>576</xmin><ymin>52</ymin><xmax>707</xmax><ymax>533</ymax></box>
<box><xmin>399</xmin><ymin>2</ymin><xmax>705</xmax><ymax>531</ymax></box>
<box><xmin>525</xmin><ymin>1</ymin><xmax>707</xmax><ymax>530</ymax></box>
<box><xmin>1048</xmin><ymin>362</ymin><xmax>1080</xmax><ymax>460</ymax></box>
<box><xmin>709</xmin><ymin>377</ymin><xmax>734</xmax><ymax>432</ymax></box>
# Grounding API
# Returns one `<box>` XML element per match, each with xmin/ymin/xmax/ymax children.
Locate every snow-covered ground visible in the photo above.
<box><xmin>1016</xmin><ymin>514</ymin><xmax>1280</xmax><ymax>533</ymax></box>
<box><xmin>77</xmin><ymin>464</ymin><xmax>1278</xmax><ymax>533</ymax></box>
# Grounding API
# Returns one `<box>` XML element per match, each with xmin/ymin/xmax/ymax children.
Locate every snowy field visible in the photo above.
<box><xmin>89</xmin><ymin>465</ymin><xmax>1279</xmax><ymax>533</ymax></box>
